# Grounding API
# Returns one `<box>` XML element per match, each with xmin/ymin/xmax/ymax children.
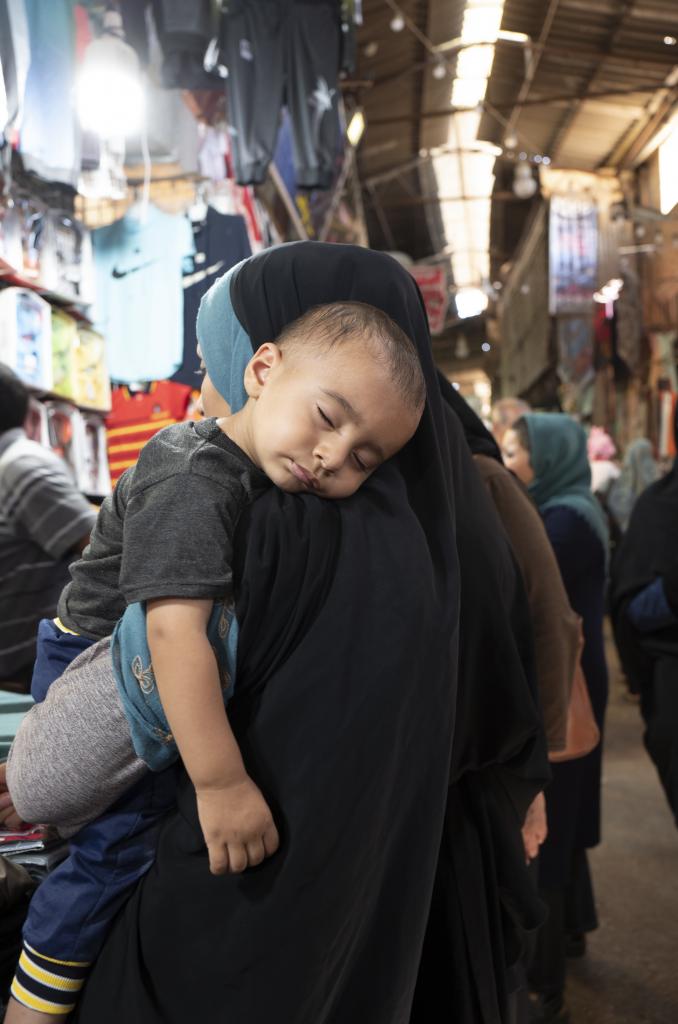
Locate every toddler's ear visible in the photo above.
<box><xmin>244</xmin><ymin>343</ymin><xmax>281</xmax><ymax>397</ymax></box>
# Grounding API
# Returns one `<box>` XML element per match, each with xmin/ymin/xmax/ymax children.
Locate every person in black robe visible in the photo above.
<box><xmin>610</xmin><ymin>407</ymin><xmax>678</xmax><ymax>826</ymax></box>
<box><xmin>73</xmin><ymin>243</ymin><xmax>548</xmax><ymax>1024</ymax></box>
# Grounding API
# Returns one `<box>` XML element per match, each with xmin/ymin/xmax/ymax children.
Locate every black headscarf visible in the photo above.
<box><xmin>75</xmin><ymin>244</ymin><xmax>546</xmax><ymax>1024</ymax></box>
<box><xmin>610</xmin><ymin>407</ymin><xmax>678</xmax><ymax>688</ymax></box>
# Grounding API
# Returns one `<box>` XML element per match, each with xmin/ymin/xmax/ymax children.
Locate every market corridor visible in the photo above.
<box><xmin>567</xmin><ymin>631</ymin><xmax>678</xmax><ymax>1024</ymax></box>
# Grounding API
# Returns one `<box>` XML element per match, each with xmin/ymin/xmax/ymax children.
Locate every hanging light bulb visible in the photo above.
<box><xmin>76</xmin><ymin>9</ymin><xmax>144</xmax><ymax>138</ymax></box>
<box><xmin>432</xmin><ymin>60</ymin><xmax>447</xmax><ymax>80</ymax></box>
<box><xmin>513</xmin><ymin>161</ymin><xmax>538</xmax><ymax>199</ymax></box>
<box><xmin>455</xmin><ymin>288</ymin><xmax>488</xmax><ymax>319</ymax></box>
<box><xmin>390</xmin><ymin>12</ymin><xmax>405</xmax><ymax>32</ymax></box>
<box><xmin>346</xmin><ymin>109</ymin><xmax>366</xmax><ymax>147</ymax></box>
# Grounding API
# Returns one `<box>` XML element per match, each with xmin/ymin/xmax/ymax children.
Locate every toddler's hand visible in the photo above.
<box><xmin>196</xmin><ymin>776</ymin><xmax>280</xmax><ymax>876</ymax></box>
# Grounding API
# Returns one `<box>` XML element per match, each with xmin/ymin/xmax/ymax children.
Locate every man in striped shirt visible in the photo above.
<box><xmin>0</xmin><ymin>365</ymin><xmax>96</xmax><ymax>690</ymax></box>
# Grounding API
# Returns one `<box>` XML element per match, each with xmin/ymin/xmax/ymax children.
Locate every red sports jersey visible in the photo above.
<box><xmin>105</xmin><ymin>381</ymin><xmax>193</xmax><ymax>486</ymax></box>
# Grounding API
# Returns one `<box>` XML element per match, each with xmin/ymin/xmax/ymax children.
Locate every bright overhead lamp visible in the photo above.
<box><xmin>347</xmin><ymin>109</ymin><xmax>366</xmax><ymax>147</ymax></box>
<box><xmin>76</xmin><ymin>9</ymin><xmax>144</xmax><ymax>137</ymax></box>
<box><xmin>471</xmin><ymin>140</ymin><xmax>503</xmax><ymax>156</ymax></box>
<box><xmin>593</xmin><ymin>278</ymin><xmax>623</xmax><ymax>304</ymax></box>
<box><xmin>513</xmin><ymin>162</ymin><xmax>538</xmax><ymax>199</ymax></box>
<box><xmin>389</xmin><ymin>13</ymin><xmax>405</xmax><ymax>32</ymax></box>
<box><xmin>435</xmin><ymin>29</ymin><xmax>531</xmax><ymax>54</ymax></box>
<box><xmin>455</xmin><ymin>287</ymin><xmax>489</xmax><ymax>319</ymax></box>
<box><xmin>497</xmin><ymin>30</ymin><xmax>530</xmax><ymax>44</ymax></box>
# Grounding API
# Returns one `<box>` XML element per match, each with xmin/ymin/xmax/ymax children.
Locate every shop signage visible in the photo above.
<box><xmin>556</xmin><ymin>316</ymin><xmax>594</xmax><ymax>389</ymax></box>
<box><xmin>548</xmin><ymin>195</ymin><xmax>598</xmax><ymax>315</ymax></box>
<box><xmin>410</xmin><ymin>265</ymin><xmax>448</xmax><ymax>335</ymax></box>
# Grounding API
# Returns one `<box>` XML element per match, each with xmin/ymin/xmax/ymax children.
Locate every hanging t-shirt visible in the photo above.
<box><xmin>19</xmin><ymin>0</ymin><xmax>81</xmax><ymax>187</ymax></box>
<box><xmin>0</xmin><ymin>0</ymin><xmax>30</xmax><ymax>139</ymax></box>
<box><xmin>92</xmin><ymin>205</ymin><xmax>195</xmax><ymax>383</ymax></box>
<box><xmin>105</xmin><ymin>381</ymin><xmax>193</xmax><ymax>486</ymax></box>
<box><xmin>172</xmin><ymin>208</ymin><xmax>251</xmax><ymax>387</ymax></box>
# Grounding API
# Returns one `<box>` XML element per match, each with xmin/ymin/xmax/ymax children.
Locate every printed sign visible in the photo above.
<box><xmin>410</xmin><ymin>265</ymin><xmax>448</xmax><ymax>335</ymax></box>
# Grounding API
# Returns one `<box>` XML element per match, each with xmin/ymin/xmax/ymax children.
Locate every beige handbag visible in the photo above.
<box><xmin>549</xmin><ymin>629</ymin><xmax>600</xmax><ymax>763</ymax></box>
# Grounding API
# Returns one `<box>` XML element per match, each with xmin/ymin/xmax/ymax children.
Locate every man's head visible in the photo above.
<box><xmin>0</xmin><ymin>364</ymin><xmax>29</xmax><ymax>434</ymax></box>
<box><xmin>235</xmin><ymin>301</ymin><xmax>426</xmax><ymax>499</ymax></box>
<box><xmin>491</xmin><ymin>396</ymin><xmax>531</xmax><ymax>446</ymax></box>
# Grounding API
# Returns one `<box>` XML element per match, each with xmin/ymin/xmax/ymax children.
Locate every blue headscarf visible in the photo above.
<box><xmin>196</xmin><ymin>258</ymin><xmax>252</xmax><ymax>411</ymax></box>
<box><xmin>523</xmin><ymin>413</ymin><xmax>609</xmax><ymax>557</ymax></box>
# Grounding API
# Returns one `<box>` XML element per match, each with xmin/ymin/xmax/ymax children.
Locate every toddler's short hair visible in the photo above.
<box><xmin>276</xmin><ymin>302</ymin><xmax>426</xmax><ymax>413</ymax></box>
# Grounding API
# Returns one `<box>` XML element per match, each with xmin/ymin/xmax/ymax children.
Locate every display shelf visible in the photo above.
<box><xmin>0</xmin><ymin>257</ymin><xmax>94</xmax><ymax>324</ymax></box>
<box><xmin>27</xmin><ymin>384</ymin><xmax>111</xmax><ymax>417</ymax></box>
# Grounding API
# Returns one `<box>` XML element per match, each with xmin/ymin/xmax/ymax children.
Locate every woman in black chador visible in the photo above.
<box><xmin>611</xmin><ymin>407</ymin><xmax>678</xmax><ymax>826</ymax></box>
<box><xmin>73</xmin><ymin>243</ymin><xmax>547</xmax><ymax>1024</ymax></box>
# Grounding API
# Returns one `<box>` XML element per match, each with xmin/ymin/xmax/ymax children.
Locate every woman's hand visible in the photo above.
<box><xmin>0</xmin><ymin>761</ymin><xmax>28</xmax><ymax>832</ymax></box>
<box><xmin>196</xmin><ymin>776</ymin><xmax>280</xmax><ymax>875</ymax></box>
<box><xmin>521</xmin><ymin>791</ymin><xmax>547</xmax><ymax>863</ymax></box>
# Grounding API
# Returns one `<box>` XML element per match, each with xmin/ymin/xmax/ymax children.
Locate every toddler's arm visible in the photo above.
<box><xmin>147</xmin><ymin>598</ymin><xmax>279</xmax><ymax>875</ymax></box>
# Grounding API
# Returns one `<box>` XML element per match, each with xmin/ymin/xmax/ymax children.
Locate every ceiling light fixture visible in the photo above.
<box><xmin>513</xmin><ymin>161</ymin><xmax>538</xmax><ymax>199</ymax></box>
<box><xmin>432</xmin><ymin>60</ymin><xmax>447</xmax><ymax>80</ymax></box>
<box><xmin>346</xmin><ymin>109</ymin><xmax>366</xmax><ymax>147</ymax></box>
<box><xmin>455</xmin><ymin>288</ymin><xmax>489</xmax><ymax>319</ymax></box>
<box><xmin>389</xmin><ymin>13</ymin><xmax>405</xmax><ymax>32</ymax></box>
<box><xmin>76</xmin><ymin>9</ymin><xmax>144</xmax><ymax>137</ymax></box>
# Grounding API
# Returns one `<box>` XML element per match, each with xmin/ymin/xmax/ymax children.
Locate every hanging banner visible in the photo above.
<box><xmin>410</xmin><ymin>265</ymin><xmax>448</xmax><ymax>335</ymax></box>
<box><xmin>548</xmin><ymin>195</ymin><xmax>598</xmax><ymax>314</ymax></box>
<box><xmin>557</xmin><ymin>315</ymin><xmax>594</xmax><ymax>388</ymax></box>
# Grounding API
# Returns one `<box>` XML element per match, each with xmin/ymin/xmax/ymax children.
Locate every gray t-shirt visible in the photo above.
<box><xmin>0</xmin><ymin>429</ymin><xmax>96</xmax><ymax>675</ymax></box>
<box><xmin>58</xmin><ymin>418</ymin><xmax>268</xmax><ymax>638</ymax></box>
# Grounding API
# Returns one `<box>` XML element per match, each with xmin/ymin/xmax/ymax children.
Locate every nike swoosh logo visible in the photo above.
<box><xmin>112</xmin><ymin>261</ymin><xmax>155</xmax><ymax>279</ymax></box>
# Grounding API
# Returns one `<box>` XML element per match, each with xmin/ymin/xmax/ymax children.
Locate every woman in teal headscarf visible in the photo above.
<box><xmin>502</xmin><ymin>413</ymin><xmax>609</xmax><ymax>1024</ymax></box>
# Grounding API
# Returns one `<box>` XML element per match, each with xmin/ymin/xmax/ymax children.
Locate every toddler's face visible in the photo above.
<box><xmin>247</xmin><ymin>339</ymin><xmax>422</xmax><ymax>499</ymax></box>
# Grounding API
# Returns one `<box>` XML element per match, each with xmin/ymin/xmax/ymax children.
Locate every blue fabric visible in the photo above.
<box><xmin>627</xmin><ymin>577</ymin><xmax>678</xmax><ymax>634</ymax></box>
<box><xmin>23</xmin><ymin>769</ymin><xmax>177</xmax><ymax>962</ymax></box>
<box><xmin>195</xmin><ymin>259</ymin><xmax>251</xmax><ymax>412</ymax></box>
<box><xmin>111</xmin><ymin>601</ymin><xmax>238</xmax><ymax>771</ymax></box>
<box><xmin>523</xmin><ymin>413</ymin><xmax>609</xmax><ymax>562</ymax></box>
<box><xmin>92</xmin><ymin>206</ymin><xmax>195</xmax><ymax>383</ymax></box>
<box><xmin>30</xmin><ymin>619</ymin><xmax>94</xmax><ymax>703</ymax></box>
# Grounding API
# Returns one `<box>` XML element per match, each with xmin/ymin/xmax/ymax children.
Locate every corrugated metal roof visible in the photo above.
<box><xmin>354</xmin><ymin>0</ymin><xmax>678</xmax><ymax>338</ymax></box>
<box><xmin>479</xmin><ymin>0</ymin><xmax>678</xmax><ymax>169</ymax></box>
